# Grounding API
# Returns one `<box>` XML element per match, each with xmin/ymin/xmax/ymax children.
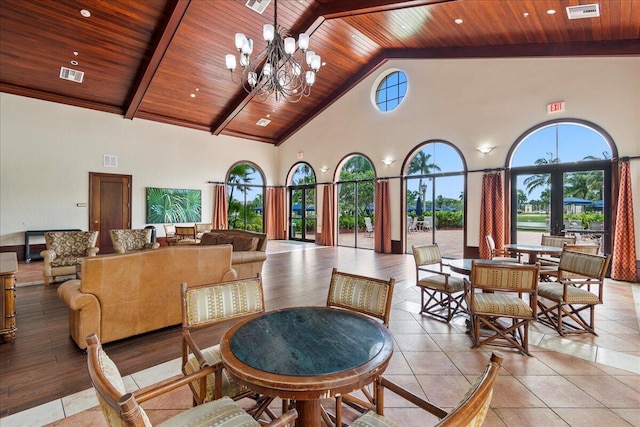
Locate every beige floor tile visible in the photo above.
<box><xmin>389</xmin><ymin>319</ymin><xmax>428</xmax><ymax>334</ymax></box>
<box><xmin>486</xmin><ymin>376</ymin><xmax>546</xmax><ymax>408</ymax></box>
<box><xmin>445</xmin><ymin>350</ymin><xmax>497</xmax><ymax>376</ymax></box>
<box><xmin>44</xmin><ymin>408</ymin><xmax>107</xmax><ymax>427</ymax></box>
<box><xmin>499</xmin><ymin>352</ymin><xmax>558</xmax><ymax>376</ymax></box>
<box><xmin>378</xmin><ymin>374</ymin><xmax>428</xmax><ymax>408</ymax></box>
<box><xmin>613</xmin><ymin>375</ymin><xmax>640</xmax><ymax>392</ymax></box>
<box><xmin>611</xmin><ymin>408</ymin><xmax>640</xmax><ymax>426</ymax></box>
<box><xmin>415</xmin><ymin>374</ymin><xmax>471</xmax><ymax>407</ymax></box>
<box><xmin>429</xmin><ymin>333</ymin><xmax>477</xmax><ymax>352</ymax></box>
<box><xmin>534</xmin><ymin>350</ymin><xmax>609</xmax><ymax>375</ymax></box>
<box><xmin>552</xmin><ymin>408</ymin><xmax>634</xmax><ymax>427</ymax></box>
<box><xmin>493</xmin><ymin>407</ymin><xmax>568</xmax><ymax>427</ymax></box>
<box><xmin>516</xmin><ymin>375</ymin><xmax>603</xmax><ymax>408</ymax></box>
<box><xmin>375</xmin><ymin>407</ymin><xmax>441</xmax><ymax>426</ymax></box>
<box><xmin>565</xmin><ymin>375</ymin><xmax>640</xmax><ymax>408</ymax></box>
<box><xmin>393</xmin><ymin>333</ymin><xmax>441</xmax><ymax>352</ymax></box>
<box><xmin>481</xmin><ymin>408</ymin><xmax>508</xmax><ymax>427</ymax></box>
<box><xmin>403</xmin><ymin>351</ymin><xmax>460</xmax><ymax>375</ymax></box>
<box><xmin>595</xmin><ymin>347</ymin><xmax>640</xmax><ymax>374</ymax></box>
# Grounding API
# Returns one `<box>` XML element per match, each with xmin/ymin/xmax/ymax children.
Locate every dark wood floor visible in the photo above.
<box><xmin>0</xmin><ymin>245</ymin><xmax>415</xmax><ymax>417</ymax></box>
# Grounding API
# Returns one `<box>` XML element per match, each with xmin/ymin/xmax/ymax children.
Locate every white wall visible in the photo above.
<box><xmin>0</xmin><ymin>94</ymin><xmax>278</xmax><ymax>246</ymax></box>
<box><xmin>281</xmin><ymin>57</ymin><xmax>640</xmax><ymax>253</ymax></box>
<box><xmin>1</xmin><ymin>56</ymin><xmax>639</xmax><ymax>256</ymax></box>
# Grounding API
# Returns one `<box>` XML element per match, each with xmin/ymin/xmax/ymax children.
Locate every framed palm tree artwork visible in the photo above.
<box><xmin>146</xmin><ymin>187</ymin><xmax>202</xmax><ymax>224</ymax></box>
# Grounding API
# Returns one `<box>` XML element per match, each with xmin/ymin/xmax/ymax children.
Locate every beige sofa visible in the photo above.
<box><xmin>57</xmin><ymin>245</ymin><xmax>236</xmax><ymax>349</ymax></box>
<box><xmin>199</xmin><ymin>229</ymin><xmax>267</xmax><ymax>279</ymax></box>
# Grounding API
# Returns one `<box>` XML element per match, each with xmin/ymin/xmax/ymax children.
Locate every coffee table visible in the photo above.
<box><xmin>220</xmin><ymin>307</ymin><xmax>393</xmax><ymax>427</ymax></box>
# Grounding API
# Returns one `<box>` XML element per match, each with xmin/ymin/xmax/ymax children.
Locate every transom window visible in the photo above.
<box><xmin>375</xmin><ymin>70</ymin><xmax>407</xmax><ymax>112</ymax></box>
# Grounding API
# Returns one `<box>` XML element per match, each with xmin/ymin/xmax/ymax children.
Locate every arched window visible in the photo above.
<box><xmin>405</xmin><ymin>141</ymin><xmax>466</xmax><ymax>257</ymax></box>
<box><xmin>226</xmin><ymin>162</ymin><xmax>265</xmax><ymax>232</ymax></box>
<box><xmin>508</xmin><ymin>120</ymin><xmax>616</xmax><ymax>254</ymax></box>
<box><xmin>373</xmin><ymin>70</ymin><xmax>408</xmax><ymax>112</ymax></box>
<box><xmin>336</xmin><ymin>155</ymin><xmax>375</xmax><ymax>249</ymax></box>
<box><xmin>287</xmin><ymin>163</ymin><xmax>316</xmax><ymax>242</ymax></box>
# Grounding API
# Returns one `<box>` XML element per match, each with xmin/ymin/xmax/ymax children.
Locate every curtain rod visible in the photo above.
<box><xmin>619</xmin><ymin>155</ymin><xmax>640</xmax><ymax>161</ymax></box>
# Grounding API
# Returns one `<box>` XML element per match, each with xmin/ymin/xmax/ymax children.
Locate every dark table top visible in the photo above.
<box><xmin>228</xmin><ymin>307</ymin><xmax>389</xmax><ymax>376</ymax></box>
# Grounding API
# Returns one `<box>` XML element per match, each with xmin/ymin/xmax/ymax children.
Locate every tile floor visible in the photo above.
<box><xmin>3</xmin><ymin>255</ymin><xmax>639</xmax><ymax>427</ymax></box>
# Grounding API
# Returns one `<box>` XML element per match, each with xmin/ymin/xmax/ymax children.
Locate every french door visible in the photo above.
<box><xmin>510</xmin><ymin>160</ymin><xmax>611</xmax><ymax>254</ymax></box>
<box><xmin>289</xmin><ymin>185</ymin><xmax>316</xmax><ymax>241</ymax></box>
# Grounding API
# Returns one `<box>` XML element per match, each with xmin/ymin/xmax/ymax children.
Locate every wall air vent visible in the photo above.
<box><xmin>566</xmin><ymin>4</ymin><xmax>600</xmax><ymax>19</ymax></box>
<box><xmin>59</xmin><ymin>66</ymin><xmax>84</xmax><ymax>83</ymax></box>
<box><xmin>245</xmin><ymin>0</ymin><xmax>271</xmax><ymax>14</ymax></box>
<box><xmin>103</xmin><ymin>155</ymin><xmax>118</xmax><ymax>167</ymax></box>
<box><xmin>256</xmin><ymin>118</ymin><xmax>271</xmax><ymax>127</ymax></box>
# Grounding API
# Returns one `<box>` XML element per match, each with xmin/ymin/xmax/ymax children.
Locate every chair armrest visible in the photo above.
<box><xmin>182</xmin><ymin>332</ymin><xmax>210</xmax><ymax>369</ymax></box>
<box><xmin>40</xmin><ymin>249</ymin><xmax>57</xmax><ymax>263</ymax></box>
<box><xmin>144</xmin><ymin>242</ymin><xmax>160</xmax><ymax>250</ymax></box>
<box><xmin>134</xmin><ymin>364</ymin><xmax>217</xmax><ymax>403</ymax></box>
<box><xmin>378</xmin><ymin>377</ymin><xmax>448</xmax><ymax>419</ymax></box>
<box><xmin>418</xmin><ymin>266</ymin><xmax>450</xmax><ymax>277</ymax></box>
<box><xmin>266</xmin><ymin>409</ymin><xmax>298</xmax><ymax>427</ymax></box>
<box><xmin>86</xmin><ymin>247</ymin><xmax>100</xmax><ymax>256</ymax></box>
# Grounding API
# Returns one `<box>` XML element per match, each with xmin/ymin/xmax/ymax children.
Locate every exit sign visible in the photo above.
<box><xmin>547</xmin><ymin>101</ymin><xmax>565</xmax><ymax>113</ymax></box>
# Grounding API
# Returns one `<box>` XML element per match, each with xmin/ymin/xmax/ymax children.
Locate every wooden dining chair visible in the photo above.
<box><xmin>86</xmin><ymin>333</ymin><xmax>297</xmax><ymax>427</ymax></box>
<box><xmin>465</xmin><ymin>261</ymin><xmax>539</xmax><ymax>356</ymax></box>
<box><xmin>324</xmin><ymin>268</ymin><xmax>395</xmax><ymax>427</ymax></box>
<box><xmin>412</xmin><ymin>244</ymin><xmax>465</xmax><ymax>322</ymax></box>
<box><xmin>485</xmin><ymin>235</ymin><xmax>520</xmax><ymax>262</ymax></box>
<box><xmin>537</xmin><ymin>250</ymin><xmax>611</xmax><ymax>335</ymax></box>
<box><xmin>175</xmin><ymin>225</ymin><xmax>199</xmax><ymax>244</ymax></box>
<box><xmin>538</xmin><ymin>234</ymin><xmax>577</xmax><ymax>266</ymax></box>
<box><xmin>539</xmin><ymin>243</ymin><xmax>600</xmax><ymax>281</ymax></box>
<box><xmin>181</xmin><ymin>277</ymin><xmax>275</xmax><ymax>419</ymax></box>
<box><xmin>349</xmin><ymin>352</ymin><xmax>504</xmax><ymax>427</ymax></box>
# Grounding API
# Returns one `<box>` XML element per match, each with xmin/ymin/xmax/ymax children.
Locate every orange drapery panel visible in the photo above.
<box><xmin>611</xmin><ymin>161</ymin><xmax>637</xmax><ymax>281</ymax></box>
<box><xmin>479</xmin><ymin>173</ymin><xmax>505</xmax><ymax>259</ymax></box>
<box><xmin>266</xmin><ymin>187</ymin><xmax>286</xmax><ymax>240</ymax></box>
<box><xmin>374</xmin><ymin>180</ymin><xmax>392</xmax><ymax>253</ymax></box>
<box><xmin>212</xmin><ymin>184</ymin><xmax>228</xmax><ymax>230</ymax></box>
<box><xmin>317</xmin><ymin>184</ymin><xmax>335</xmax><ymax>246</ymax></box>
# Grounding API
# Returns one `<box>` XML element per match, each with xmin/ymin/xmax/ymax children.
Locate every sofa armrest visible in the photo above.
<box><xmin>58</xmin><ymin>280</ymin><xmax>99</xmax><ymax>311</ymax></box>
<box><xmin>144</xmin><ymin>242</ymin><xmax>161</xmax><ymax>250</ymax></box>
<box><xmin>222</xmin><ymin>268</ymin><xmax>237</xmax><ymax>282</ymax></box>
<box><xmin>40</xmin><ymin>249</ymin><xmax>57</xmax><ymax>263</ymax></box>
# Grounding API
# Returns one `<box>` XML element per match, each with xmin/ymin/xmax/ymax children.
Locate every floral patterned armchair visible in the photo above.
<box><xmin>41</xmin><ymin>231</ymin><xmax>99</xmax><ymax>285</ymax></box>
<box><xmin>109</xmin><ymin>228</ymin><xmax>160</xmax><ymax>254</ymax></box>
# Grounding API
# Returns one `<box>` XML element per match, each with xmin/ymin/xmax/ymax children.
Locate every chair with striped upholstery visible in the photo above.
<box><xmin>413</xmin><ymin>244</ymin><xmax>465</xmax><ymax>322</ymax></box>
<box><xmin>485</xmin><ymin>235</ymin><xmax>521</xmax><ymax>262</ymax></box>
<box><xmin>539</xmin><ymin>243</ymin><xmax>600</xmax><ymax>280</ymax></box>
<box><xmin>537</xmin><ymin>250</ymin><xmax>611</xmax><ymax>335</ymax></box>
<box><xmin>181</xmin><ymin>277</ymin><xmax>274</xmax><ymax>419</ymax></box>
<box><xmin>349</xmin><ymin>352</ymin><xmax>504</xmax><ymax>427</ymax></box>
<box><xmin>464</xmin><ymin>261</ymin><xmax>540</xmax><ymax>356</ymax></box>
<box><xmin>86</xmin><ymin>333</ymin><xmax>297</xmax><ymax>427</ymax></box>
<box><xmin>324</xmin><ymin>268</ymin><xmax>395</xmax><ymax>427</ymax></box>
<box><xmin>538</xmin><ymin>234</ymin><xmax>577</xmax><ymax>266</ymax></box>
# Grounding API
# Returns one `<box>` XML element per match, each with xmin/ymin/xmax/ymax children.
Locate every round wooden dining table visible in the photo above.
<box><xmin>503</xmin><ymin>243</ymin><xmax>563</xmax><ymax>264</ymax></box>
<box><xmin>220</xmin><ymin>306</ymin><xmax>394</xmax><ymax>427</ymax></box>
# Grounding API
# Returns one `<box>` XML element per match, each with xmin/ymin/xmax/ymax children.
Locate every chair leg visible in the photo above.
<box><xmin>419</xmin><ymin>288</ymin><xmax>464</xmax><ymax>322</ymax></box>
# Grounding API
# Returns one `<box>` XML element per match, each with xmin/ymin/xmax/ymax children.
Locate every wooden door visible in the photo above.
<box><xmin>89</xmin><ymin>173</ymin><xmax>132</xmax><ymax>254</ymax></box>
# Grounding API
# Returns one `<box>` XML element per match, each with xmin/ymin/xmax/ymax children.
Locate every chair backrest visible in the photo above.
<box><xmin>563</xmin><ymin>243</ymin><xmax>600</xmax><ymax>254</ymax></box>
<box><xmin>558</xmin><ymin>250</ymin><xmax>611</xmax><ymax>283</ymax></box>
<box><xmin>326</xmin><ymin>268</ymin><xmax>395</xmax><ymax>327</ymax></box>
<box><xmin>412</xmin><ymin>244</ymin><xmax>442</xmax><ymax>267</ymax></box>
<box><xmin>195</xmin><ymin>223</ymin><xmax>213</xmax><ymax>234</ymax></box>
<box><xmin>485</xmin><ymin>235</ymin><xmax>497</xmax><ymax>252</ymax></box>
<box><xmin>163</xmin><ymin>224</ymin><xmax>176</xmax><ymax>237</ymax></box>
<box><xmin>109</xmin><ymin>229</ymin><xmax>152</xmax><ymax>253</ymax></box>
<box><xmin>364</xmin><ymin>217</ymin><xmax>374</xmax><ymax>231</ymax></box>
<box><xmin>86</xmin><ymin>333</ymin><xmax>151</xmax><ymax>427</ymax></box>
<box><xmin>469</xmin><ymin>260</ymin><xmax>539</xmax><ymax>292</ymax></box>
<box><xmin>44</xmin><ymin>231</ymin><xmax>98</xmax><ymax>257</ymax></box>
<box><xmin>182</xmin><ymin>277</ymin><xmax>265</xmax><ymax>330</ymax></box>
<box><xmin>436</xmin><ymin>352</ymin><xmax>504</xmax><ymax>426</ymax></box>
<box><xmin>175</xmin><ymin>225</ymin><xmax>196</xmax><ymax>240</ymax></box>
<box><xmin>541</xmin><ymin>235</ymin><xmax>576</xmax><ymax>248</ymax></box>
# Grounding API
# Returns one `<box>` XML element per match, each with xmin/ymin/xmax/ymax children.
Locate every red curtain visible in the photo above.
<box><xmin>266</xmin><ymin>187</ymin><xmax>286</xmax><ymax>240</ymax></box>
<box><xmin>611</xmin><ymin>161</ymin><xmax>637</xmax><ymax>281</ymax></box>
<box><xmin>374</xmin><ymin>180</ymin><xmax>392</xmax><ymax>253</ymax></box>
<box><xmin>212</xmin><ymin>184</ymin><xmax>228</xmax><ymax>230</ymax></box>
<box><xmin>317</xmin><ymin>184</ymin><xmax>335</xmax><ymax>246</ymax></box>
<box><xmin>479</xmin><ymin>173</ymin><xmax>505</xmax><ymax>259</ymax></box>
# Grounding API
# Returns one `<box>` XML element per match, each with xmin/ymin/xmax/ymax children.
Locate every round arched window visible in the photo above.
<box><xmin>373</xmin><ymin>70</ymin><xmax>407</xmax><ymax>112</ymax></box>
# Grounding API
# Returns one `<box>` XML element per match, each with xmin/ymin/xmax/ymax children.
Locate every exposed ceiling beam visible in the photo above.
<box><xmin>123</xmin><ymin>0</ymin><xmax>191</xmax><ymax>119</ymax></box>
<box><xmin>317</xmin><ymin>0</ymin><xmax>455</xmax><ymax>19</ymax></box>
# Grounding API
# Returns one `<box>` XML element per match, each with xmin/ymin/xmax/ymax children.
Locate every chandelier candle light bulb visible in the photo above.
<box><xmin>225</xmin><ymin>0</ymin><xmax>321</xmax><ymax>102</ymax></box>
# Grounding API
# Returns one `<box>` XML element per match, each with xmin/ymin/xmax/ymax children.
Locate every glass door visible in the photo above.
<box><xmin>289</xmin><ymin>185</ymin><xmax>316</xmax><ymax>241</ymax></box>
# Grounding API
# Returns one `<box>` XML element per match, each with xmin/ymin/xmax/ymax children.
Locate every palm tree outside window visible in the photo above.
<box><xmin>226</xmin><ymin>162</ymin><xmax>265</xmax><ymax>232</ymax></box>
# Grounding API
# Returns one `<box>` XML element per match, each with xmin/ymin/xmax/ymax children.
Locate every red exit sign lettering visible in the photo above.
<box><xmin>547</xmin><ymin>101</ymin><xmax>565</xmax><ymax>113</ymax></box>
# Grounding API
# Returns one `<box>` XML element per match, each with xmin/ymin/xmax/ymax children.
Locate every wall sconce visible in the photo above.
<box><xmin>475</xmin><ymin>145</ymin><xmax>495</xmax><ymax>154</ymax></box>
<box><xmin>381</xmin><ymin>159</ymin><xmax>395</xmax><ymax>166</ymax></box>
<box><xmin>319</xmin><ymin>166</ymin><xmax>329</xmax><ymax>173</ymax></box>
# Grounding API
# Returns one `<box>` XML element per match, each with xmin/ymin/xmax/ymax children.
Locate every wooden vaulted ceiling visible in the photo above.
<box><xmin>1</xmin><ymin>0</ymin><xmax>638</xmax><ymax>146</ymax></box>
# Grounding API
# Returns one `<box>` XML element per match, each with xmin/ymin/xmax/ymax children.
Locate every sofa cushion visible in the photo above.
<box><xmin>200</xmin><ymin>233</ymin><xmax>235</xmax><ymax>246</ymax></box>
<box><xmin>231</xmin><ymin>235</ymin><xmax>259</xmax><ymax>251</ymax></box>
<box><xmin>200</xmin><ymin>233</ymin><xmax>259</xmax><ymax>251</ymax></box>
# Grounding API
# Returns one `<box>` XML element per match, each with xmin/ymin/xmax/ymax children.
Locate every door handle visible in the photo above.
<box><xmin>93</xmin><ymin>221</ymin><xmax>100</xmax><ymax>224</ymax></box>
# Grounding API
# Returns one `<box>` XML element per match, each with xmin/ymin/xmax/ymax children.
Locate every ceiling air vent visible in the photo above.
<box><xmin>566</xmin><ymin>4</ymin><xmax>600</xmax><ymax>19</ymax></box>
<box><xmin>245</xmin><ymin>0</ymin><xmax>271</xmax><ymax>14</ymax></box>
<box><xmin>59</xmin><ymin>66</ymin><xmax>84</xmax><ymax>83</ymax></box>
<box><xmin>256</xmin><ymin>118</ymin><xmax>271</xmax><ymax>127</ymax></box>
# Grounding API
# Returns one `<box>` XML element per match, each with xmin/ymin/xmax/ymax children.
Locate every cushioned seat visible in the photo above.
<box><xmin>109</xmin><ymin>228</ymin><xmax>160</xmax><ymax>254</ymax></box>
<box><xmin>41</xmin><ymin>231</ymin><xmax>99</xmax><ymax>285</ymax></box>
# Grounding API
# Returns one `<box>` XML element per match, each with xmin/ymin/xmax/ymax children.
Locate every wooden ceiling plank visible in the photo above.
<box><xmin>318</xmin><ymin>0</ymin><xmax>456</xmax><ymax>19</ymax></box>
<box><xmin>124</xmin><ymin>0</ymin><xmax>191</xmax><ymax>119</ymax></box>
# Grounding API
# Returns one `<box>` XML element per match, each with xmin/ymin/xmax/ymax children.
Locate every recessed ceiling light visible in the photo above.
<box><xmin>70</xmin><ymin>60</ymin><xmax>78</xmax><ymax>66</ymax></box>
<box><xmin>73</xmin><ymin>51</ymin><xmax>79</xmax><ymax>56</ymax></box>
<box><xmin>547</xmin><ymin>9</ymin><xmax>556</xmax><ymax>15</ymax></box>
<box><xmin>454</xmin><ymin>18</ymin><xmax>463</xmax><ymax>24</ymax></box>
<box><xmin>80</xmin><ymin>9</ymin><xmax>91</xmax><ymax>18</ymax></box>
<box><xmin>523</xmin><ymin>12</ymin><xmax>529</xmax><ymax>18</ymax></box>
<box><xmin>321</xmin><ymin>61</ymin><xmax>326</xmax><ymax>67</ymax></box>
<box><xmin>190</xmin><ymin>93</ymin><xmax>196</xmax><ymax>98</ymax></box>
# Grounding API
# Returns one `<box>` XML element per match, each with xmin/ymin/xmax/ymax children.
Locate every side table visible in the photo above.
<box><xmin>0</xmin><ymin>252</ymin><xmax>18</xmax><ymax>342</ymax></box>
